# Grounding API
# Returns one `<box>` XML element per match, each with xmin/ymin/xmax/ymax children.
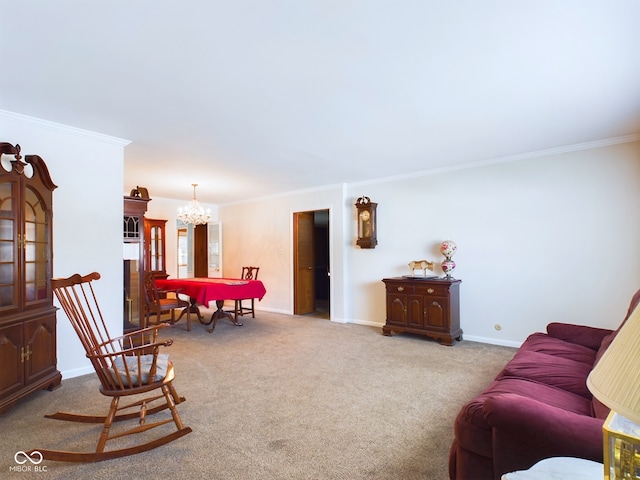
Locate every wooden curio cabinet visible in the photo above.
<box><xmin>382</xmin><ymin>277</ymin><xmax>462</xmax><ymax>346</ymax></box>
<box><xmin>0</xmin><ymin>142</ymin><xmax>61</xmax><ymax>413</ymax></box>
<box><xmin>144</xmin><ymin>218</ymin><xmax>167</xmax><ymax>280</ymax></box>
<box><xmin>123</xmin><ymin>196</ymin><xmax>150</xmax><ymax>332</ymax></box>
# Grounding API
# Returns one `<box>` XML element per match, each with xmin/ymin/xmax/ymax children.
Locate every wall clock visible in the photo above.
<box><xmin>355</xmin><ymin>196</ymin><xmax>377</xmax><ymax>249</ymax></box>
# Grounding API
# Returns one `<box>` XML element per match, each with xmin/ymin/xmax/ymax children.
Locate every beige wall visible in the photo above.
<box><xmin>220</xmin><ymin>185</ymin><xmax>348</xmax><ymax>319</ymax></box>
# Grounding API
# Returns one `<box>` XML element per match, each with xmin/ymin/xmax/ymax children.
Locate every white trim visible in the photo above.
<box><xmin>347</xmin><ymin>318</ymin><xmax>522</xmax><ymax>348</ymax></box>
<box><xmin>220</xmin><ymin>134</ymin><xmax>640</xmax><ymax>205</ymax></box>
<box><xmin>349</xmin><ymin>318</ymin><xmax>384</xmax><ymax>328</ymax></box>
<box><xmin>462</xmin><ymin>335</ymin><xmax>522</xmax><ymax>349</ymax></box>
<box><xmin>255</xmin><ymin>306</ymin><xmax>292</xmax><ymax>315</ymax></box>
<box><xmin>222</xmin><ymin>182</ymin><xmax>344</xmax><ymax>206</ymax></box>
<box><xmin>0</xmin><ymin>109</ymin><xmax>131</xmax><ymax>147</ymax></box>
<box><xmin>61</xmin><ymin>365</ymin><xmax>94</xmax><ymax>380</ymax></box>
<box><xmin>350</xmin><ymin>134</ymin><xmax>640</xmax><ymax>188</ymax></box>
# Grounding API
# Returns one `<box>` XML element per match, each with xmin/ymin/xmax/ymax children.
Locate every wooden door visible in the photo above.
<box><xmin>193</xmin><ymin>224</ymin><xmax>208</xmax><ymax>278</ymax></box>
<box><xmin>294</xmin><ymin>212</ymin><xmax>315</xmax><ymax>314</ymax></box>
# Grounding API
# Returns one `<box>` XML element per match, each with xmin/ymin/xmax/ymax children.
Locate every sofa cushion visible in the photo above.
<box><xmin>499</xmin><ymin>350</ymin><xmax>592</xmax><ymax>398</ymax></box>
<box><xmin>546</xmin><ymin>322</ymin><xmax>613</xmax><ymax>350</ymax></box>
<box><xmin>519</xmin><ymin>332</ymin><xmax>597</xmax><ymax>365</ymax></box>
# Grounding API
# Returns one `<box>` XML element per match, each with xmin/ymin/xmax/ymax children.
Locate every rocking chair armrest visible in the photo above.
<box><xmin>122</xmin><ymin>323</ymin><xmax>171</xmax><ymax>337</ymax></box>
<box><xmin>99</xmin><ymin>326</ymin><xmax>175</xmax><ymax>353</ymax></box>
<box><xmin>92</xmin><ymin>340</ymin><xmax>173</xmax><ymax>361</ymax></box>
<box><xmin>116</xmin><ymin>324</ymin><xmax>170</xmax><ymax>344</ymax></box>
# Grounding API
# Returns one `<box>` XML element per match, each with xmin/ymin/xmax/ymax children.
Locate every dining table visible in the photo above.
<box><xmin>155</xmin><ymin>277</ymin><xmax>267</xmax><ymax>333</ymax></box>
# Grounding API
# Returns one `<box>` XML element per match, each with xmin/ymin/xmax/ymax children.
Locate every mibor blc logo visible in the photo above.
<box><xmin>10</xmin><ymin>451</ymin><xmax>47</xmax><ymax>472</ymax></box>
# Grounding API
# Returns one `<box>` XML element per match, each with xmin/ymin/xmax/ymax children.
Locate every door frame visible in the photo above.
<box><xmin>292</xmin><ymin>208</ymin><xmax>332</xmax><ymax>319</ymax></box>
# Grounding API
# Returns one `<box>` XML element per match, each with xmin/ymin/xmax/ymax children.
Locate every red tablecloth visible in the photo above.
<box><xmin>156</xmin><ymin>277</ymin><xmax>266</xmax><ymax>305</ymax></box>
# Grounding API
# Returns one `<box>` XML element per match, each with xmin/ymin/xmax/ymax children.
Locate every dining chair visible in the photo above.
<box><xmin>234</xmin><ymin>266</ymin><xmax>260</xmax><ymax>320</ymax></box>
<box><xmin>29</xmin><ymin>272</ymin><xmax>192</xmax><ymax>462</ymax></box>
<box><xmin>144</xmin><ymin>270</ymin><xmax>192</xmax><ymax>331</ymax></box>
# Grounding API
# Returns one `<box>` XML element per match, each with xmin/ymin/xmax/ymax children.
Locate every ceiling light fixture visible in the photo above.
<box><xmin>177</xmin><ymin>183</ymin><xmax>211</xmax><ymax>225</ymax></box>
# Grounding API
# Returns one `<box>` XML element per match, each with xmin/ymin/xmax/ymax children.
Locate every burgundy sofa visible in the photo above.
<box><xmin>449</xmin><ymin>288</ymin><xmax>640</xmax><ymax>480</ymax></box>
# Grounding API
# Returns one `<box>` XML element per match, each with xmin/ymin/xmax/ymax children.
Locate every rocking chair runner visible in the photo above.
<box><xmin>30</xmin><ymin>272</ymin><xmax>192</xmax><ymax>462</ymax></box>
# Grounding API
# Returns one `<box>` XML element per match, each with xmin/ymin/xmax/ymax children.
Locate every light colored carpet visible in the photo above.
<box><xmin>0</xmin><ymin>310</ymin><xmax>515</xmax><ymax>479</ymax></box>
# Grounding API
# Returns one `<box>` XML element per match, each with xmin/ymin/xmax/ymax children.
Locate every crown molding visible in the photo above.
<box><xmin>221</xmin><ymin>182</ymin><xmax>345</xmax><ymax>207</ymax></box>
<box><xmin>0</xmin><ymin>109</ymin><xmax>131</xmax><ymax>147</ymax></box>
<box><xmin>351</xmin><ymin>133</ymin><xmax>640</xmax><ymax>188</ymax></box>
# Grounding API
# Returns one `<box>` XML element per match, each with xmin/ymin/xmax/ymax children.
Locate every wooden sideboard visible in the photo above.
<box><xmin>382</xmin><ymin>277</ymin><xmax>462</xmax><ymax>346</ymax></box>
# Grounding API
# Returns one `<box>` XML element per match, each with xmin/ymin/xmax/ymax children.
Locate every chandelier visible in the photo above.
<box><xmin>177</xmin><ymin>184</ymin><xmax>211</xmax><ymax>225</ymax></box>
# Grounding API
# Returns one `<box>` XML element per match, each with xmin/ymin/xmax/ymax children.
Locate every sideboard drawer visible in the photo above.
<box><xmin>415</xmin><ymin>284</ymin><xmax>449</xmax><ymax>296</ymax></box>
<box><xmin>385</xmin><ymin>283</ymin><xmax>415</xmax><ymax>294</ymax></box>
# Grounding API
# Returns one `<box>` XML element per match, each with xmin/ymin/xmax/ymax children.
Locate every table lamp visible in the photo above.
<box><xmin>587</xmin><ymin>303</ymin><xmax>640</xmax><ymax>480</ymax></box>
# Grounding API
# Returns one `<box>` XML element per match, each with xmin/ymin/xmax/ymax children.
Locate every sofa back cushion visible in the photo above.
<box><xmin>500</xmin><ymin>350</ymin><xmax>593</xmax><ymax>397</ymax></box>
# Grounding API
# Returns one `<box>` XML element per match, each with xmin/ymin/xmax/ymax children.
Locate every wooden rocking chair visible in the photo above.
<box><xmin>29</xmin><ymin>272</ymin><xmax>192</xmax><ymax>462</ymax></box>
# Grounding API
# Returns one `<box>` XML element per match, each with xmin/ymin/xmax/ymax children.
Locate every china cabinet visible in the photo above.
<box><xmin>0</xmin><ymin>142</ymin><xmax>61</xmax><ymax>413</ymax></box>
<box><xmin>123</xmin><ymin>195</ymin><xmax>150</xmax><ymax>332</ymax></box>
<box><xmin>144</xmin><ymin>218</ymin><xmax>167</xmax><ymax>280</ymax></box>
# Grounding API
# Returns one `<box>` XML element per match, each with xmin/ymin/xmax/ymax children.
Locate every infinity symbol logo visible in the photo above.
<box><xmin>14</xmin><ymin>451</ymin><xmax>43</xmax><ymax>465</ymax></box>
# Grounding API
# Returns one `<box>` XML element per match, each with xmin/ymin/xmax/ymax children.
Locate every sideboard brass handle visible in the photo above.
<box><xmin>427</xmin><ymin>288</ymin><xmax>434</xmax><ymax>294</ymax></box>
<box><xmin>397</xmin><ymin>286</ymin><xmax>404</xmax><ymax>292</ymax></box>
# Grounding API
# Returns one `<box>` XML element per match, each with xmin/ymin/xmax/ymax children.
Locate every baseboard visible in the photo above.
<box><xmin>61</xmin><ymin>365</ymin><xmax>94</xmax><ymax>380</ymax></box>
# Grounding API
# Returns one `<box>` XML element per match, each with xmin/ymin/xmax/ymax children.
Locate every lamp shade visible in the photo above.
<box><xmin>587</xmin><ymin>304</ymin><xmax>640</xmax><ymax>425</ymax></box>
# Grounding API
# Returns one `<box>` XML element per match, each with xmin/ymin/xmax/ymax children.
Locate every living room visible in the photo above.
<box><xmin>1</xmin><ymin>1</ymin><xmax>640</xmax><ymax>478</ymax></box>
<box><xmin>2</xmin><ymin>119</ymin><xmax>638</xmax><ymax>379</ymax></box>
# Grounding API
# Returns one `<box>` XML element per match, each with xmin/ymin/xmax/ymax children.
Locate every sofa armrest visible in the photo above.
<box><xmin>546</xmin><ymin>322</ymin><xmax>613</xmax><ymax>350</ymax></box>
<box><xmin>483</xmin><ymin>393</ymin><xmax>604</xmax><ymax>476</ymax></box>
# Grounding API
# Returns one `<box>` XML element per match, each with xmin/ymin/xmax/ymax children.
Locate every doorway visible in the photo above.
<box><xmin>293</xmin><ymin>209</ymin><xmax>330</xmax><ymax>319</ymax></box>
<box><xmin>177</xmin><ymin>221</ymin><xmax>222</xmax><ymax>278</ymax></box>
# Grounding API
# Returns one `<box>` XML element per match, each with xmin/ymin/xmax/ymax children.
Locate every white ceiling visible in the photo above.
<box><xmin>2</xmin><ymin>1</ymin><xmax>639</xmax><ymax>204</ymax></box>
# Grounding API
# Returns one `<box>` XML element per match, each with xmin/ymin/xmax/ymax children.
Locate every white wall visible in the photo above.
<box><xmin>1</xmin><ymin>110</ymin><xmax>128</xmax><ymax>378</ymax></box>
<box><xmin>348</xmin><ymin>141</ymin><xmax>640</xmax><ymax>346</ymax></box>
<box><xmin>221</xmin><ymin>140</ymin><xmax>640</xmax><ymax>347</ymax></box>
